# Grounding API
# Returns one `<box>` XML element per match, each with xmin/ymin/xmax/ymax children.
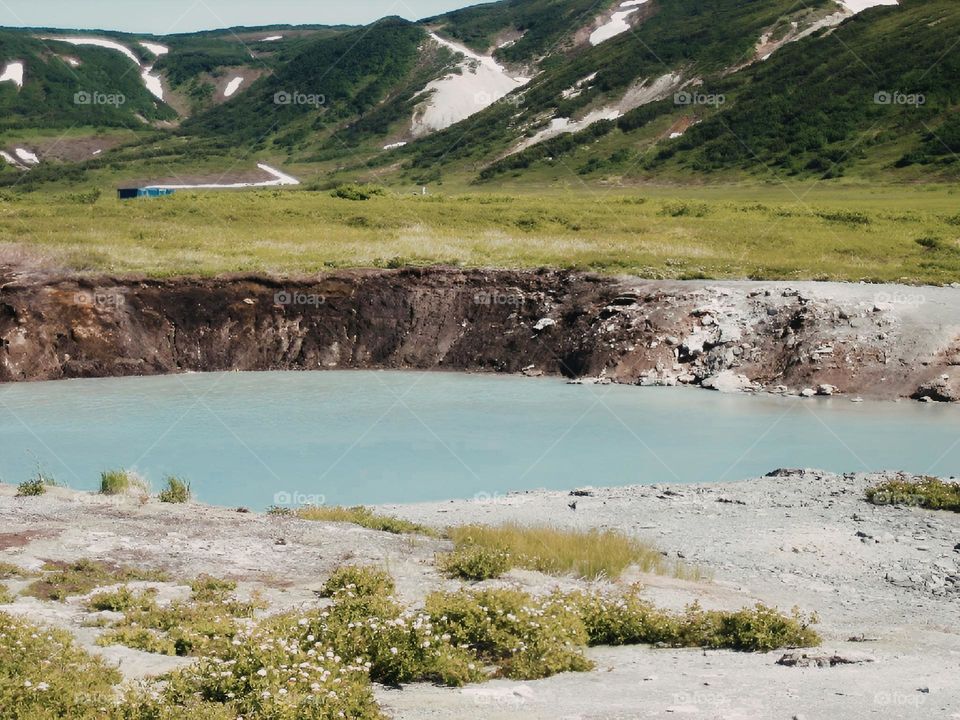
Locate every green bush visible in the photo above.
<box><xmin>86</xmin><ymin>586</ymin><xmax>158</xmax><ymax>613</ymax></box>
<box><xmin>16</xmin><ymin>478</ymin><xmax>46</xmax><ymax>497</ymax></box>
<box><xmin>330</xmin><ymin>183</ymin><xmax>387</xmax><ymax>201</ymax></box>
<box><xmin>437</xmin><ymin>545</ymin><xmax>511</xmax><ymax>581</ymax></box>
<box><xmin>866</xmin><ymin>477</ymin><xmax>960</xmax><ymax>512</ymax></box>
<box><xmin>158</xmin><ymin>476</ymin><xmax>191</xmax><ymax>504</ymax></box>
<box><xmin>566</xmin><ymin>588</ymin><xmax>820</xmax><ymax>652</ymax></box>
<box><xmin>426</xmin><ymin>588</ymin><xmax>593</xmax><ymax>680</ymax></box>
<box><xmin>16</xmin><ymin>472</ymin><xmax>56</xmax><ymax>497</ymax></box>
<box><xmin>320</xmin><ymin>566</ymin><xmax>395</xmax><ymax>599</ymax></box>
<box><xmin>189</xmin><ymin>575</ymin><xmax>237</xmax><ymax>602</ymax></box>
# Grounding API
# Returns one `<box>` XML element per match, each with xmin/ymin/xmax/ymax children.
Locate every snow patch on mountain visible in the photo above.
<box><xmin>410</xmin><ymin>33</ymin><xmax>529</xmax><ymax>137</ymax></box>
<box><xmin>224</xmin><ymin>77</ymin><xmax>245</xmax><ymax>98</ymax></box>
<box><xmin>0</xmin><ymin>61</ymin><xmax>24</xmax><ymax>89</ymax></box>
<box><xmin>589</xmin><ymin>0</ymin><xmax>649</xmax><ymax>46</ymax></box>
<box><xmin>514</xmin><ymin>71</ymin><xmax>682</xmax><ymax>154</ymax></box>
<box><xmin>838</xmin><ymin>0</ymin><xmax>897</xmax><ymax>13</ymax></box>
<box><xmin>140</xmin><ymin>42</ymin><xmax>169</xmax><ymax>56</ymax></box>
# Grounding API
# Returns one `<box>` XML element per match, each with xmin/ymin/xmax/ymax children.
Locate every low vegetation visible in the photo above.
<box><xmin>444</xmin><ymin>523</ymin><xmax>693</xmax><ymax>581</ymax></box>
<box><xmin>866</xmin><ymin>477</ymin><xmax>960</xmax><ymax>512</ymax></box>
<box><xmin>99</xmin><ymin>469</ymin><xmax>149</xmax><ymax>496</ymax></box>
<box><xmin>437</xmin><ymin>544</ymin><xmax>512</xmax><ymax>581</ymax></box>
<box><xmin>293</xmin><ymin>505</ymin><xmax>437</xmax><ymax>536</ymax></box>
<box><xmin>15</xmin><ymin>473</ymin><xmax>56</xmax><ymax>497</ymax></box>
<box><xmin>158</xmin><ymin>476</ymin><xmax>192</xmax><ymax>504</ymax></box>
<box><xmin>5</xmin><ymin>186</ymin><xmax>959</xmax><ymax>283</ymax></box>
<box><xmin>23</xmin><ymin>559</ymin><xmax>168</xmax><ymax>602</ymax></box>
<box><xmin>320</xmin><ymin>565</ymin><xmax>396</xmax><ymax>598</ymax></box>
<box><xmin>0</xmin><ymin>586</ymin><xmax>13</xmax><ymax>604</ymax></box>
<box><xmin>0</xmin><ymin>563</ymin><xmax>819</xmax><ymax>719</ymax></box>
<box><xmin>0</xmin><ymin>612</ymin><xmax>122</xmax><ymax>720</ymax></box>
<box><xmin>0</xmin><ymin>562</ymin><xmax>32</xmax><ymax>579</ymax></box>
<box><xmin>94</xmin><ymin>576</ymin><xmax>264</xmax><ymax>657</ymax></box>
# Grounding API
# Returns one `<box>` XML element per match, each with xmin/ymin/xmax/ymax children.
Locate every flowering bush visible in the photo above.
<box><xmin>0</xmin><ymin>611</ymin><xmax>120</xmax><ymax>720</ymax></box>
<box><xmin>427</xmin><ymin>588</ymin><xmax>593</xmax><ymax>679</ymax></box>
<box><xmin>319</xmin><ymin>566</ymin><xmax>395</xmax><ymax>599</ymax></box>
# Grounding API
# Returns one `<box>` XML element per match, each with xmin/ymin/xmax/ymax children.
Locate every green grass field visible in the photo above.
<box><xmin>2</xmin><ymin>182</ymin><xmax>959</xmax><ymax>283</ymax></box>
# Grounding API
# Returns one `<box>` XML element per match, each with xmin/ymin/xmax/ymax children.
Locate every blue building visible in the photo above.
<box><xmin>117</xmin><ymin>187</ymin><xmax>176</xmax><ymax>200</ymax></box>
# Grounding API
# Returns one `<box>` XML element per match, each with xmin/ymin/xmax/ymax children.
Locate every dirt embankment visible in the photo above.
<box><xmin>1</xmin><ymin>267</ymin><xmax>959</xmax><ymax>400</ymax></box>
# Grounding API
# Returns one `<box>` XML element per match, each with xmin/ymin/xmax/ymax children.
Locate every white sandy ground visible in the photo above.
<box><xmin>409</xmin><ymin>33</ymin><xmax>530</xmax><ymax>138</ymax></box>
<box><xmin>146</xmin><ymin>163</ymin><xmax>300</xmax><ymax>190</ymax></box>
<box><xmin>589</xmin><ymin>0</ymin><xmax>649</xmax><ymax>46</ymax></box>
<box><xmin>0</xmin><ymin>60</ymin><xmax>24</xmax><ymax>89</ymax></box>
<box><xmin>223</xmin><ymin>76</ymin><xmax>244</xmax><ymax>98</ymax></box>
<box><xmin>1</xmin><ymin>468</ymin><xmax>957</xmax><ymax>719</ymax></box>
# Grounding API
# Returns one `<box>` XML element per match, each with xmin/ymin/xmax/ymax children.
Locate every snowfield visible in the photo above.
<box><xmin>139</xmin><ymin>41</ymin><xmax>169</xmax><ymax>56</ymax></box>
<box><xmin>146</xmin><ymin>164</ymin><xmax>300</xmax><ymax>190</ymax></box>
<box><xmin>44</xmin><ymin>36</ymin><xmax>141</xmax><ymax>65</ymax></box>
<box><xmin>0</xmin><ymin>61</ymin><xmax>24</xmax><ymax>89</ymax></box>
<box><xmin>223</xmin><ymin>77</ymin><xmax>244</xmax><ymax>98</ymax></box>
<box><xmin>409</xmin><ymin>33</ymin><xmax>529</xmax><ymax>137</ymax></box>
<box><xmin>589</xmin><ymin>0</ymin><xmax>649</xmax><ymax>46</ymax></box>
<box><xmin>839</xmin><ymin>0</ymin><xmax>898</xmax><ymax>12</ymax></box>
<box><xmin>14</xmin><ymin>148</ymin><xmax>39</xmax><ymax>165</ymax></box>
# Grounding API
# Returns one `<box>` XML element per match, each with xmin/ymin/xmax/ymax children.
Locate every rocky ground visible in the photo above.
<box><xmin>1</xmin><ymin>469</ymin><xmax>958</xmax><ymax>719</ymax></box>
<box><xmin>3</xmin><ymin>267</ymin><xmax>960</xmax><ymax>401</ymax></box>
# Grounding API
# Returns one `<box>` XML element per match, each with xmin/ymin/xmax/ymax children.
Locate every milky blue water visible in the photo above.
<box><xmin>1</xmin><ymin>371</ymin><xmax>958</xmax><ymax>510</ymax></box>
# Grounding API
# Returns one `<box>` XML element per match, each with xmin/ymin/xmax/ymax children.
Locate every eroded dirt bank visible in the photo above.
<box><xmin>2</xmin><ymin>267</ymin><xmax>960</xmax><ymax>400</ymax></box>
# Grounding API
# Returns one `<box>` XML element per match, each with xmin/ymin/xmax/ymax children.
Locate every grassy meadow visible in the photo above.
<box><xmin>1</xmin><ymin>182</ymin><xmax>959</xmax><ymax>282</ymax></box>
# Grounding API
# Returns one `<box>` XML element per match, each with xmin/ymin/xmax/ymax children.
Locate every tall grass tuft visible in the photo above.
<box><xmin>158</xmin><ymin>476</ymin><xmax>192</xmax><ymax>504</ymax></box>
<box><xmin>294</xmin><ymin>505</ymin><xmax>437</xmax><ymax>536</ymax></box>
<box><xmin>445</xmin><ymin>524</ymin><xmax>686</xmax><ymax>581</ymax></box>
<box><xmin>99</xmin><ymin>469</ymin><xmax>149</xmax><ymax>497</ymax></box>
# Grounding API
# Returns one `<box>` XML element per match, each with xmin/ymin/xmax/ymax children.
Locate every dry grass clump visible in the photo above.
<box><xmin>445</xmin><ymin>523</ymin><xmax>698</xmax><ymax>581</ymax></box>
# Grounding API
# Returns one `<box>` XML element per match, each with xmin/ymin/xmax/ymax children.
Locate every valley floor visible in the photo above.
<box><xmin>1</xmin><ymin>469</ymin><xmax>958</xmax><ymax>719</ymax></box>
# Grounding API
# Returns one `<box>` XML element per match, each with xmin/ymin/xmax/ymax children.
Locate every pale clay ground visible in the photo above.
<box><xmin>1</xmin><ymin>468</ymin><xmax>958</xmax><ymax>719</ymax></box>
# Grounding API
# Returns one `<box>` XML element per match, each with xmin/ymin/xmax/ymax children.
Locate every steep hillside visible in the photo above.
<box><xmin>3</xmin><ymin>0</ymin><xmax>960</xmax><ymax>188</ymax></box>
<box><xmin>0</xmin><ymin>31</ymin><xmax>176</xmax><ymax>130</ymax></box>
<box><xmin>182</xmin><ymin>18</ymin><xmax>447</xmax><ymax>153</ymax></box>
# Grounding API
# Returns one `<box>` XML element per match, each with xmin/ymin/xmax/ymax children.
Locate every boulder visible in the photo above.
<box><xmin>701</xmin><ymin>370</ymin><xmax>754</xmax><ymax>393</ymax></box>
